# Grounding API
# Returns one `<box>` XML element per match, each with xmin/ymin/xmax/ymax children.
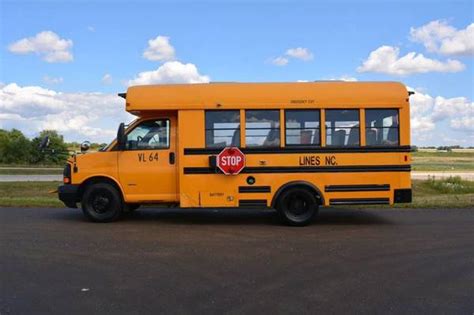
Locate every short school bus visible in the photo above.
<box><xmin>58</xmin><ymin>82</ymin><xmax>412</xmax><ymax>226</ymax></box>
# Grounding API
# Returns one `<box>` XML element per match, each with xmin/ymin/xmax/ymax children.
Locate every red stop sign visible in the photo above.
<box><xmin>217</xmin><ymin>147</ymin><xmax>246</xmax><ymax>175</ymax></box>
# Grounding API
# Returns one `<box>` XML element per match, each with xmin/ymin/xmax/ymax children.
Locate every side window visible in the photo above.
<box><xmin>205</xmin><ymin>110</ymin><xmax>240</xmax><ymax>148</ymax></box>
<box><xmin>126</xmin><ymin>119</ymin><xmax>170</xmax><ymax>150</ymax></box>
<box><xmin>245</xmin><ymin>110</ymin><xmax>280</xmax><ymax>147</ymax></box>
<box><xmin>365</xmin><ymin>109</ymin><xmax>399</xmax><ymax>146</ymax></box>
<box><xmin>325</xmin><ymin>109</ymin><xmax>359</xmax><ymax>146</ymax></box>
<box><xmin>285</xmin><ymin>110</ymin><xmax>320</xmax><ymax>146</ymax></box>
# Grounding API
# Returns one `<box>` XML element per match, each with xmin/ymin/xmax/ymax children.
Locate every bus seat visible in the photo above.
<box><xmin>347</xmin><ymin>126</ymin><xmax>359</xmax><ymax>146</ymax></box>
<box><xmin>231</xmin><ymin>127</ymin><xmax>240</xmax><ymax>146</ymax></box>
<box><xmin>387</xmin><ymin>127</ymin><xmax>398</xmax><ymax>143</ymax></box>
<box><xmin>263</xmin><ymin>128</ymin><xmax>280</xmax><ymax>146</ymax></box>
<box><xmin>333</xmin><ymin>130</ymin><xmax>346</xmax><ymax>146</ymax></box>
<box><xmin>300</xmin><ymin>130</ymin><xmax>312</xmax><ymax>144</ymax></box>
<box><xmin>312</xmin><ymin>129</ymin><xmax>320</xmax><ymax>145</ymax></box>
<box><xmin>384</xmin><ymin>126</ymin><xmax>399</xmax><ymax>145</ymax></box>
<box><xmin>366</xmin><ymin>129</ymin><xmax>377</xmax><ymax>145</ymax></box>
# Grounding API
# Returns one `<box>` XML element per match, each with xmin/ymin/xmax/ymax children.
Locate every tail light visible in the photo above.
<box><xmin>63</xmin><ymin>164</ymin><xmax>71</xmax><ymax>184</ymax></box>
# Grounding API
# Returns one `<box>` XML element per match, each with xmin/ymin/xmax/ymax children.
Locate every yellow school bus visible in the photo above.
<box><xmin>58</xmin><ymin>82</ymin><xmax>412</xmax><ymax>225</ymax></box>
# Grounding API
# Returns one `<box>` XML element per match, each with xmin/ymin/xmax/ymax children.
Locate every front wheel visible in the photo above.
<box><xmin>276</xmin><ymin>188</ymin><xmax>319</xmax><ymax>226</ymax></box>
<box><xmin>81</xmin><ymin>183</ymin><xmax>123</xmax><ymax>222</ymax></box>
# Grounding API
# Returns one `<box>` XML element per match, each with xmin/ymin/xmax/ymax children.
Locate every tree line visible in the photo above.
<box><xmin>0</xmin><ymin>129</ymin><xmax>106</xmax><ymax>165</ymax></box>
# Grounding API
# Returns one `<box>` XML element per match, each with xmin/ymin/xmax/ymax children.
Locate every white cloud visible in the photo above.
<box><xmin>357</xmin><ymin>45</ymin><xmax>465</xmax><ymax>75</ymax></box>
<box><xmin>408</xmin><ymin>87</ymin><xmax>474</xmax><ymax>142</ymax></box>
<box><xmin>432</xmin><ymin>96</ymin><xmax>473</xmax><ymax>121</ymax></box>
<box><xmin>326</xmin><ymin>75</ymin><xmax>358</xmax><ymax>82</ymax></box>
<box><xmin>270</xmin><ymin>56</ymin><xmax>289</xmax><ymax>66</ymax></box>
<box><xmin>450</xmin><ymin>117</ymin><xmax>474</xmax><ymax>131</ymax></box>
<box><xmin>285</xmin><ymin>47</ymin><xmax>314</xmax><ymax>61</ymax></box>
<box><xmin>128</xmin><ymin>61</ymin><xmax>210</xmax><ymax>86</ymax></box>
<box><xmin>143</xmin><ymin>35</ymin><xmax>176</xmax><ymax>61</ymax></box>
<box><xmin>101</xmin><ymin>73</ymin><xmax>112</xmax><ymax>85</ymax></box>
<box><xmin>43</xmin><ymin>76</ymin><xmax>63</xmax><ymax>85</ymax></box>
<box><xmin>269</xmin><ymin>47</ymin><xmax>313</xmax><ymax>66</ymax></box>
<box><xmin>0</xmin><ymin>83</ymin><xmax>133</xmax><ymax>142</ymax></box>
<box><xmin>410</xmin><ymin>20</ymin><xmax>474</xmax><ymax>56</ymax></box>
<box><xmin>8</xmin><ymin>31</ymin><xmax>73</xmax><ymax>63</ymax></box>
<box><xmin>87</xmin><ymin>26</ymin><xmax>95</xmax><ymax>32</ymax></box>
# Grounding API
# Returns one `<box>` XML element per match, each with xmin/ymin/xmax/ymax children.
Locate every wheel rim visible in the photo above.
<box><xmin>284</xmin><ymin>192</ymin><xmax>314</xmax><ymax>222</ymax></box>
<box><xmin>89</xmin><ymin>189</ymin><xmax>113</xmax><ymax>214</ymax></box>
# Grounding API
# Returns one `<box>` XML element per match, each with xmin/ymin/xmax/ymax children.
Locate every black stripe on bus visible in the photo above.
<box><xmin>239</xmin><ymin>199</ymin><xmax>268</xmax><ymax>207</ymax></box>
<box><xmin>183</xmin><ymin>165</ymin><xmax>411</xmax><ymax>175</ymax></box>
<box><xmin>238</xmin><ymin>186</ymin><xmax>271</xmax><ymax>193</ymax></box>
<box><xmin>184</xmin><ymin>145</ymin><xmax>412</xmax><ymax>155</ymax></box>
<box><xmin>329</xmin><ymin>198</ymin><xmax>390</xmax><ymax>205</ymax></box>
<box><xmin>325</xmin><ymin>184</ymin><xmax>390</xmax><ymax>192</ymax></box>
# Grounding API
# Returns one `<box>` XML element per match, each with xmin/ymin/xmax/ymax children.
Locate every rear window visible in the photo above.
<box><xmin>365</xmin><ymin>109</ymin><xmax>399</xmax><ymax>146</ymax></box>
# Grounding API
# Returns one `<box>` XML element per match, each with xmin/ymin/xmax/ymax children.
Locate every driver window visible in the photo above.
<box><xmin>125</xmin><ymin>119</ymin><xmax>170</xmax><ymax>150</ymax></box>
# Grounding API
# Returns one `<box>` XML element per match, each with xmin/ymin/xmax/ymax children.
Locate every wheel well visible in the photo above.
<box><xmin>271</xmin><ymin>181</ymin><xmax>324</xmax><ymax>208</ymax></box>
<box><xmin>78</xmin><ymin>176</ymin><xmax>124</xmax><ymax>201</ymax></box>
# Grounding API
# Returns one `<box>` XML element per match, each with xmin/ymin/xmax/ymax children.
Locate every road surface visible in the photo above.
<box><xmin>1</xmin><ymin>207</ymin><xmax>473</xmax><ymax>314</ymax></box>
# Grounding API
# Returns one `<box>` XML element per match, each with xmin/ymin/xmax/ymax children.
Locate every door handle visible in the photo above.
<box><xmin>169</xmin><ymin>152</ymin><xmax>175</xmax><ymax>165</ymax></box>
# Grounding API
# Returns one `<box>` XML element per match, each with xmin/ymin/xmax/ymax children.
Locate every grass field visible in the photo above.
<box><xmin>399</xmin><ymin>177</ymin><xmax>473</xmax><ymax>208</ymax></box>
<box><xmin>412</xmin><ymin>151</ymin><xmax>474</xmax><ymax>171</ymax></box>
<box><xmin>0</xmin><ymin>178</ymin><xmax>472</xmax><ymax>209</ymax></box>
<box><xmin>0</xmin><ymin>181</ymin><xmax>63</xmax><ymax>207</ymax></box>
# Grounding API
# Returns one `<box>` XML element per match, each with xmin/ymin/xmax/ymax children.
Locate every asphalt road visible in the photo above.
<box><xmin>1</xmin><ymin>207</ymin><xmax>473</xmax><ymax>314</ymax></box>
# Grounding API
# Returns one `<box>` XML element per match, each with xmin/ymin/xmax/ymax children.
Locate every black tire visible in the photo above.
<box><xmin>276</xmin><ymin>187</ymin><xmax>319</xmax><ymax>226</ymax></box>
<box><xmin>81</xmin><ymin>183</ymin><xmax>123</xmax><ymax>222</ymax></box>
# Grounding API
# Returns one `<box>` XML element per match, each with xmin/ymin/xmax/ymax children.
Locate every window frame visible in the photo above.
<box><xmin>205</xmin><ymin>110</ymin><xmax>241</xmax><ymax>148</ymax></box>
<box><xmin>123</xmin><ymin>118</ymin><xmax>171</xmax><ymax>151</ymax></box>
<box><xmin>284</xmin><ymin>109</ymin><xmax>321</xmax><ymax>147</ymax></box>
<box><xmin>324</xmin><ymin>108</ymin><xmax>361</xmax><ymax>147</ymax></box>
<box><xmin>244</xmin><ymin>109</ymin><xmax>281</xmax><ymax>148</ymax></box>
<box><xmin>364</xmin><ymin>108</ymin><xmax>400</xmax><ymax>147</ymax></box>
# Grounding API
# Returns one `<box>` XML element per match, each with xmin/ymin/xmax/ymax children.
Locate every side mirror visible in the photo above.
<box><xmin>38</xmin><ymin>136</ymin><xmax>50</xmax><ymax>150</ymax></box>
<box><xmin>117</xmin><ymin>123</ymin><xmax>126</xmax><ymax>150</ymax></box>
<box><xmin>81</xmin><ymin>141</ymin><xmax>91</xmax><ymax>153</ymax></box>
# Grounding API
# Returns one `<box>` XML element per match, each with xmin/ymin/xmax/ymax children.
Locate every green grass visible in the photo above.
<box><xmin>0</xmin><ymin>181</ymin><xmax>63</xmax><ymax>207</ymax></box>
<box><xmin>0</xmin><ymin>178</ymin><xmax>473</xmax><ymax>209</ymax></box>
<box><xmin>418</xmin><ymin>176</ymin><xmax>474</xmax><ymax>194</ymax></box>
<box><xmin>403</xmin><ymin>177</ymin><xmax>474</xmax><ymax>208</ymax></box>
<box><xmin>412</xmin><ymin>151</ymin><xmax>474</xmax><ymax>171</ymax></box>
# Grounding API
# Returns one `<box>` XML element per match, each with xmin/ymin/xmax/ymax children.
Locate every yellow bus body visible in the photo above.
<box><xmin>58</xmin><ymin>82</ymin><xmax>412</xmax><ymax>224</ymax></box>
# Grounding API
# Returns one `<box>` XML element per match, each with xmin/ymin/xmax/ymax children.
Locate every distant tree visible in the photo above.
<box><xmin>0</xmin><ymin>129</ymin><xmax>32</xmax><ymax>164</ymax></box>
<box><xmin>30</xmin><ymin>130</ymin><xmax>69</xmax><ymax>164</ymax></box>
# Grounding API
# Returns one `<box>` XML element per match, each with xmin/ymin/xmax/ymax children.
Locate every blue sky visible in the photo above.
<box><xmin>1</xmin><ymin>0</ymin><xmax>473</xmax><ymax>145</ymax></box>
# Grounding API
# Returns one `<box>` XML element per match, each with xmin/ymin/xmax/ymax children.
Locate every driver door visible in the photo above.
<box><xmin>118</xmin><ymin>116</ymin><xmax>177</xmax><ymax>202</ymax></box>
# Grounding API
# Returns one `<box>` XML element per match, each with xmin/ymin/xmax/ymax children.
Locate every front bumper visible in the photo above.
<box><xmin>58</xmin><ymin>184</ymin><xmax>79</xmax><ymax>208</ymax></box>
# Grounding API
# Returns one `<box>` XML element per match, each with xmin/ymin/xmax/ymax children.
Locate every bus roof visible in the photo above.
<box><xmin>124</xmin><ymin>82</ymin><xmax>408</xmax><ymax>114</ymax></box>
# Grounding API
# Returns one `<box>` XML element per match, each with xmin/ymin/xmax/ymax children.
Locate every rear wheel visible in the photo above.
<box><xmin>81</xmin><ymin>183</ymin><xmax>123</xmax><ymax>222</ymax></box>
<box><xmin>276</xmin><ymin>187</ymin><xmax>319</xmax><ymax>226</ymax></box>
